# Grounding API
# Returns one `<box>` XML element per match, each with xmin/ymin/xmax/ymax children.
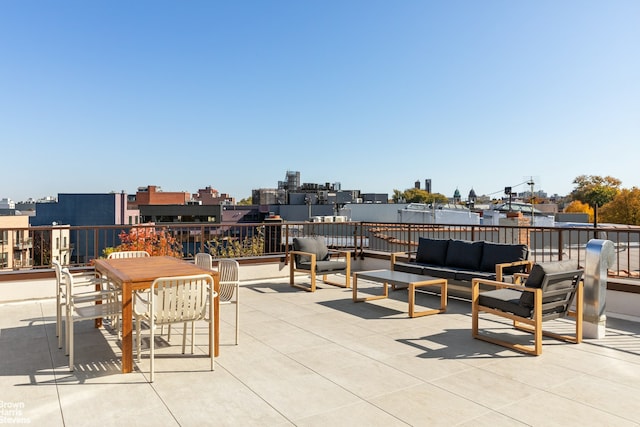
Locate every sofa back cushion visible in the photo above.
<box><xmin>293</xmin><ymin>237</ymin><xmax>329</xmax><ymax>265</ymax></box>
<box><xmin>445</xmin><ymin>240</ymin><xmax>484</xmax><ymax>271</ymax></box>
<box><xmin>415</xmin><ymin>238</ymin><xmax>449</xmax><ymax>266</ymax></box>
<box><xmin>519</xmin><ymin>260</ymin><xmax>580</xmax><ymax>308</ymax></box>
<box><xmin>480</xmin><ymin>242</ymin><xmax>529</xmax><ymax>273</ymax></box>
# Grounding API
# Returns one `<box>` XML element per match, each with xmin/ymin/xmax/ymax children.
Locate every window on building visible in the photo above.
<box><xmin>0</xmin><ymin>230</ymin><xmax>7</xmax><ymax>244</ymax></box>
<box><xmin>56</xmin><ymin>237</ymin><xmax>60</xmax><ymax>250</ymax></box>
<box><xmin>0</xmin><ymin>252</ymin><xmax>7</xmax><ymax>268</ymax></box>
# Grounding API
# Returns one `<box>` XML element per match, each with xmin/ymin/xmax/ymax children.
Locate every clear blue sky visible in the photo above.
<box><xmin>1</xmin><ymin>1</ymin><xmax>638</xmax><ymax>202</ymax></box>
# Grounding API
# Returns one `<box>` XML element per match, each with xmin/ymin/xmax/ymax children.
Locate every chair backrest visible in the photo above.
<box><xmin>538</xmin><ymin>270</ymin><xmax>584</xmax><ymax>319</ymax></box>
<box><xmin>218</xmin><ymin>259</ymin><xmax>239</xmax><ymax>302</ymax></box>
<box><xmin>52</xmin><ymin>260</ymin><xmax>65</xmax><ymax>297</ymax></box>
<box><xmin>150</xmin><ymin>274</ymin><xmax>212</xmax><ymax>325</ymax></box>
<box><xmin>194</xmin><ymin>252</ymin><xmax>213</xmax><ymax>270</ymax></box>
<box><xmin>107</xmin><ymin>250</ymin><xmax>150</xmax><ymax>259</ymax></box>
<box><xmin>292</xmin><ymin>237</ymin><xmax>329</xmax><ymax>265</ymax></box>
<box><xmin>519</xmin><ymin>260</ymin><xmax>583</xmax><ymax>319</ymax></box>
<box><xmin>60</xmin><ymin>267</ymin><xmax>77</xmax><ymax>300</ymax></box>
<box><xmin>52</xmin><ymin>260</ymin><xmax>63</xmax><ymax>283</ymax></box>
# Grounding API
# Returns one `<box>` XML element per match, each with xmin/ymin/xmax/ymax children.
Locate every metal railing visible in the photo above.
<box><xmin>1</xmin><ymin>222</ymin><xmax>639</xmax><ymax>280</ymax></box>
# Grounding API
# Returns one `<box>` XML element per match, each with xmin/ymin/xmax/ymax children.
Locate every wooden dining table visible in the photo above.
<box><xmin>94</xmin><ymin>256</ymin><xmax>220</xmax><ymax>374</ymax></box>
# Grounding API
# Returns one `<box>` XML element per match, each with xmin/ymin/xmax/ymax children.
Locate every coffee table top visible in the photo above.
<box><xmin>354</xmin><ymin>269</ymin><xmax>442</xmax><ymax>286</ymax></box>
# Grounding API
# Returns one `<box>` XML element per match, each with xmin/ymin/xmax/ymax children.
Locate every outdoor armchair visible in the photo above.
<box><xmin>471</xmin><ymin>260</ymin><xmax>584</xmax><ymax>356</ymax></box>
<box><xmin>289</xmin><ymin>236</ymin><xmax>351</xmax><ymax>292</ymax></box>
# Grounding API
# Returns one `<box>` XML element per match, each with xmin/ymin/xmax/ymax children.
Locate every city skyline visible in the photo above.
<box><xmin>1</xmin><ymin>1</ymin><xmax>638</xmax><ymax>202</ymax></box>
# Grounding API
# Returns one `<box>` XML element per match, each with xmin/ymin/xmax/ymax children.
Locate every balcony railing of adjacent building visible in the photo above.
<box><xmin>1</xmin><ymin>221</ymin><xmax>639</xmax><ymax>286</ymax></box>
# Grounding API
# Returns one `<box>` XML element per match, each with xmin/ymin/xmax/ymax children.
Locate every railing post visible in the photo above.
<box><xmin>558</xmin><ymin>229</ymin><xmax>563</xmax><ymax>261</ymax></box>
<box><xmin>284</xmin><ymin>224</ymin><xmax>290</xmax><ymax>264</ymax></box>
<box><xmin>583</xmin><ymin>239</ymin><xmax>615</xmax><ymax>339</ymax></box>
<box><xmin>93</xmin><ymin>228</ymin><xmax>100</xmax><ymax>262</ymax></box>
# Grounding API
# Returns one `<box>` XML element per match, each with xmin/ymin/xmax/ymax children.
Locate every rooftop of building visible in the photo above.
<box><xmin>2</xmin><ymin>273</ymin><xmax>640</xmax><ymax>426</ymax></box>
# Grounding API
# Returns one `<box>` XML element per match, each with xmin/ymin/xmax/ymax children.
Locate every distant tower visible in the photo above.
<box><xmin>286</xmin><ymin>170</ymin><xmax>300</xmax><ymax>190</ymax></box>
<box><xmin>414</xmin><ymin>180</ymin><xmax>421</xmax><ymax>189</ymax></box>
<box><xmin>453</xmin><ymin>188</ymin><xmax>461</xmax><ymax>204</ymax></box>
<box><xmin>468</xmin><ymin>188</ymin><xmax>476</xmax><ymax>202</ymax></box>
<box><xmin>468</xmin><ymin>188</ymin><xmax>477</xmax><ymax>208</ymax></box>
<box><xmin>425</xmin><ymin>179</ymin><xmax>432</xmax><ymax>193</ymax></box>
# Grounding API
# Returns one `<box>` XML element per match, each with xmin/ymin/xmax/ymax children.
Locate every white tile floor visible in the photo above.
<box><xmin>1</xmin><ymin>276</ymin><xmax>640</xmax><ymax>426</ymax></box>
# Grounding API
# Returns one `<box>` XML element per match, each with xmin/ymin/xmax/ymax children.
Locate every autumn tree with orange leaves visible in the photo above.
<box><xmin>103</xmin><ymin>226</ymin><xmax>182</xmax><ymax>258</ymax></box>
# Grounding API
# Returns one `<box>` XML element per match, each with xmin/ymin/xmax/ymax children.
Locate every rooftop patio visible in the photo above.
<box><xmin>2</xmin><ymin>274</ymin><xmax>640</xmax><ymax>426</ymax></box>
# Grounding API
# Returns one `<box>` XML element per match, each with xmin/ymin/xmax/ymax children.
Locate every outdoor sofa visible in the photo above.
<box><xmin>391</xmin><ymin>238</ymin><xmax>532</xmax><ymax>295</ymax></box>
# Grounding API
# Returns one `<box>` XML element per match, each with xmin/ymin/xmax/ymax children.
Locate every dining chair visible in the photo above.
<box><xmin>107</xmin><ymin>250</ymin><xmax>151</xmax><ymax>259</ymax></box>
<box><xmin>61</xmin><ymin>268</ymin><xmax>121</xmax><ymax>372</ymax></box>
<box><xmin>134</xmin><ymin>274</ymin><xmax>217</xmax><ymax>382</ymax></box>
<box><xmin>195</xmin><ymin>253</ymin><xmax>240</xmax><ymax>344</ymax></box>
<box><xmin>104</xmin><ymin>250</ymin><xmax>150</xmax><ymax>329</ymax></box>
<box><xmin>52</xmin><ymin>260</ymin><xmax>111</xmax><ymax>350</ymax></box>
<box><xmin>218</xmin><ymin>259</ymin><xmax>240</xmax><ymax>345</ymax></box>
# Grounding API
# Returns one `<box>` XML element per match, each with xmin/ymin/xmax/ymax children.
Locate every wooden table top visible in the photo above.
<box><xmin>94</xmin><ymin>256</ymin><xmax>217</xmax><ymax>288</ymax></box>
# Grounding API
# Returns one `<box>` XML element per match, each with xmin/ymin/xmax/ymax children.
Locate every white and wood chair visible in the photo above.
<box><xmin>61</xmin><ymin>268</ymin><xmax>120</xmax><ymax>372</ymax></box>
<box><xmin>195</xmin><ymin>253</ymin><xmax>240</xmax><ymax>345</ymax></box>
<box><xmin>52</xmin><ymin>260</ymin><xmax>111</xmax><ymax>350</ymax></box>
<box><xmin>134</xmin><ymin>274</ymin><xmax>217</xmax><ymax>382</ymax></box>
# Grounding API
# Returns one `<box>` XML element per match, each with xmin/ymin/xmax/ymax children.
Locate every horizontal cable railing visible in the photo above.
<box><xmin>1</xmin><ymin>222</ymin><xmax>639</xmax><ymax>280</ymax></box>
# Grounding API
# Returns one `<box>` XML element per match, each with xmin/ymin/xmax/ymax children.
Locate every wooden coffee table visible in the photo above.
<box><xmin>352</xmin><ymin>269</ymin><xmax>447</xmax><ymax>317</ymax></box>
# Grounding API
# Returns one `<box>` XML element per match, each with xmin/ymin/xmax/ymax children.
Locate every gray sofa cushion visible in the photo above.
<box><xmin>480</xmin><ymin>242</ymin><xmax>529</xmax><ymax>273</ymax></box>
<box><xmin>519</xmin><ymin>260</ymin><xmax>580</xmax><ymax>308</ymax></box>
<box><xmin>415</xmin><ymin>238</ymin><xmax>449</xmax><ymax>266</ymax></box>
<box><xmin>445</xmin><ymin>240</ymin><xmax>484</xmax><ymax>271</ymax></box>
<box><xmin>394</xmin><ymin>262</ymin><xmax>425</xmax><ymax>276</ymax></box>
<box><xmin>422</xmin><ymin>266</ymin><xmax>458</xmax><ymax>280</ymax></box>
<box><xmin>455</xmin><ymin>270</ymin><xmax>496</xmax><ymax>282</ymax></box>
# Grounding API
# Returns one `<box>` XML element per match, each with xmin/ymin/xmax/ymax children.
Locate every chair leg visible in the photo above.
<box><xmin>150</xmin><ymin>320</ymin><xmax>155</xmax><ymax>383</ymax></box>
<box><xmin>68</xmin><ymin>317</ymin><xmax>74</xmax><ymax>372</ymax></box>
<box><xmin>181</xmin><ymin>322</ymin><xmax>187</xmax><ymax>354</ymax></box>
<box><xmin>136</xmin><ymin>318</ymin><xmax>142</xmax><ymax>362</ymax></box>
<box><xmin>210</xmin><ymin>293</ymin><xmax>215</xmax><ymax>371</ymax></box>
<box><xmin>65</xmin><ymin>308</ymin><xmax>71</xmax><ymax>356</ymax></box>
<box><xmin>235</xmin><ymin>302</ymin><xmax>239</xmax><ymax>345</ymax></box>
<box><xmin>58</xmin><ymin>303</ymin><xmax>64</xmax><ymax>349</ymax></box>
<box><xmin>56</xmin><ymin>299</ymin><xmax>61</xmax><ymax>338</ymax></box>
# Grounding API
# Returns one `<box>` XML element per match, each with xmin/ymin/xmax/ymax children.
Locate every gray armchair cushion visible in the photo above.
<box><xmin>415</xmin><ymin>238</ymin><xmax>449</xmax><ymax>266</ymax></box>
<box><xmin>316</xmin><ymin>260</ymin><xmax>348</xmax><ymax>274</ymax></box>
<box><xmin>520</xmin><ymin>260</ymin><xmax>580</xmax><ymax>308</ymax></box>
<box><xmin>479</xmin><ymin>288</ymin><xmax>532</xmax><ymax>318</ymax></box>
<box><xmin>293</xmin><ymin>237</ymin><xmax>329</xmax><ymax>265</ymax></box>
<box><xmin>445</xmin><ymin>240</ymin><xmax>484</xmax><ymax>271</ymax></box>
<box><xmin>480</xmin><ymin>242</ymin><xmax>529</xmax><ymax>273</ymax></box>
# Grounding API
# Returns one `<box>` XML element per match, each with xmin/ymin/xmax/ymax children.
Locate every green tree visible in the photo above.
<box><xmin>391</xmin><ymin>189</ymin><xmax>405</xmax><ymax>203</ymax></box>
<box><xmin>397</xmin><ymin>188</ymin><xmax>449</xmax><ymax>204</ymax></box>
<box><xmin>238</xmin><ymin>197</ymin><xmax>252</xmax><ymax>205</ymax></box>
<box><xmin>599</xmin><ymin>187</ymin><xmax>640</xmax><ymax>225</ymax></box>
<box><xmin>571</xmin><ymin>175</ymin><xmax>621</xmax><ymax>208</ymax></box>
